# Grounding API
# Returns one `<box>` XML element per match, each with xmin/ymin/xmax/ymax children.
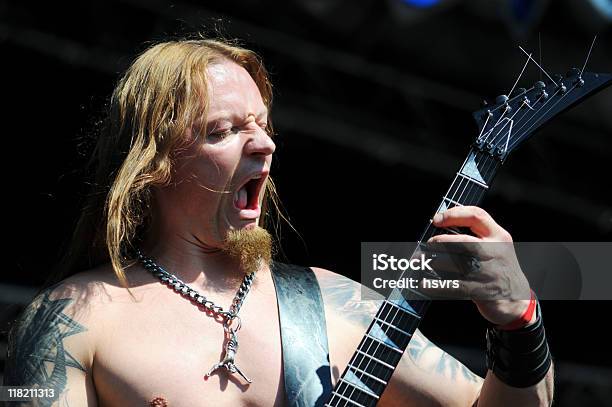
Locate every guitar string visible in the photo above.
<box><xmin>509</xmin><ymin>81</ymin><xmax>579</xmax><ymax>151</ymax></box>
<box><xmin>507</xmin><ymin>85</ymin><xmax>564</xmax><ymax>148</ymax></box>
<box><xmin>332</xmin><ymin>156</ymin><xmax>496</xmax><ymax>405</ymax></box>
<box><xmin>331</xmin><ymin>77</ymin><xmax>581</xmax><ymax>404</ymax></box>
<box><xmin>350</xmin><ymin>87</ymin><xmax>559</xmax><ymax>399</ymax></box>
<box><xmin>332</xmin><ymin>94</ymin><xmax>535</xmax><ymax>404</ymax></box>
<box><xmin>519</xmin><ymin>46</ymin><xmax>558</xmax><ymax>87</ymax></box>
<box><xmin>343</xmin><ymin>99</ymin><xmax>542</xmax><ymax>402</ymax></box>
<box><xmin>330</xmin><ymin>65</ymin><xmax>576</xmax><ymax>401</ymax></box>
<box><xmin>334</xmin><ymin>145</ymin><xmax>511</xmax><ymax>404</ymax></box>
<box><xmin>332</xmin><ymin>130</ymin><xmax>503</xmax><ymax>404</ymax></box>
<box><xmin>580</xmin><ymin>35</ymin><xmax>597</xmax><ymax>77</ymax></box>
<box><xmin>508</xmin><ymin>53</ymin><xmax>532</xmax><ymax>98</ymax></box>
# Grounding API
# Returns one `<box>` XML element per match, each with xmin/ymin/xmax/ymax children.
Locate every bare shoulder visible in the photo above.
<box><xmin>4</xmin><ymin>262</ymin><xmax>148</xmax><ymax>373</ymax></box>
<box><xmin>4</xmin><ymin>266</ymin><xmax>116</xmax><ymax>374</ymax></box>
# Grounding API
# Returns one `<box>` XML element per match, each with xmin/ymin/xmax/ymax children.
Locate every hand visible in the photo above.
<box><xmin>425</xmin><ymin>206</ymin><xmax>531</xmax><ymax>326</ymax></box>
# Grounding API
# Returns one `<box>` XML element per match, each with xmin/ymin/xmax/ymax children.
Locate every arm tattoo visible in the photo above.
<box><xmin>408</xmin><ymin>331</ymin><xmax>481</xmax><ymax>384</ymax></box>
<box><xmin>318</xmin><ymin>272</ymin><xmax>384</xmax><ymax>327</ymax></box>
<box><xmin>3</xmin><ymin>289</ymin><xmax>87</xmax><ymax>406</ymax></box>
<box><xmin>319</xmin><ymin>272</ymin><xmax>481</xmax><ymax>385</ymax></box>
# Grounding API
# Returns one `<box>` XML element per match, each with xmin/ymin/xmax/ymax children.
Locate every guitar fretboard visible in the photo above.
<box><xmin>325</xmin><ymin>148</ymin><xmax>500</xmax><ymax>407</ymax></box>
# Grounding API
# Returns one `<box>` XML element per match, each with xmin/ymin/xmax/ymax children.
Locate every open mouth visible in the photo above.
<box><xmin>233</xmin><ymin>173</ymin><xmax>266</xmax><ymax>211</ymax></box>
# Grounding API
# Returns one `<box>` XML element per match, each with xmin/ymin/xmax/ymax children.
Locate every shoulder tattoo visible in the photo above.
<box><xmin>3</xmin><ymin>289</ymin><xmax>88</xmax><ymax>405</ymax></box>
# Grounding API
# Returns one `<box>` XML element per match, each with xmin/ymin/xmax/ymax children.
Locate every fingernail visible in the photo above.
<box><xmin>433</xmin><ymin>213</ymin><xmax>443</xmax><ymax>224</ymax></box>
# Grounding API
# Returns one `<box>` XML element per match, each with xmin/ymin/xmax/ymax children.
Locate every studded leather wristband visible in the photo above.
<box><xmin>485</xmin><ymin>302</ymin><xmax>552</xmax><ymax>388</ymax></box>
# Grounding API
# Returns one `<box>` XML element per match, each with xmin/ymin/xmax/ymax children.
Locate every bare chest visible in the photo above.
<box><xmin>92</xmin><ymin>287</ymin><xmax>286</xmax><ymax>407</ymax></box>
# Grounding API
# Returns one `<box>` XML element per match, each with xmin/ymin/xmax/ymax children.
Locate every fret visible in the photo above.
<box><xmin>334</xmin><ymin>380</ymin><xmax>379</xmax><ymax>406</ymax></box>
<box><xmin>348</xmin><ymin>363</ymin><xmax>388</xmax><ymax>385</ymax></box>
<box><xmin>341</xmin><ymin>375</ymin><xmax>385</xmax><ymax>401</ymax></box>
<box><xmin>443</xmin><ymin>196</ymin><xmax>463</xmax><ymax>207</ymax></box>
<box><xmin>394</xmin><ymin>289</ymin><xmax>430</xmax><ymax>313</ymax></box>
<box><xmin>359</xmin><ymin>335</ymin><xmax>403</xmax><ymax>367</ymax></box>
<box><xmin>380</xmin><ymin>300</ymin><xmax>420</xmax><ymax>322</ymax></box>
<box><xmin>456</xmin><ymin>171</ymin><xmax>489</xmax><ymax>189</ymax></box>
<box><xmin>378</xmin><ymin>303</ymin><xmax>421</xmax><ymax>335</ymax></box>
<box><xmin>385</xmin><ymin>289</ymin><xmax>427</xmax><ymax>315</ymax></box>
<box><xmin>340</xmin><ymin>379</ymin><xmax>380</xmax><ymax>399</ymax></box>
<box><xmin>327</xmin><ymin>392</ymin><xmax>367</xmax><ymax>407</ymax></box>
<box><xmin>366</xmin><ymin>320</ymin><xmax>409</xmax><ymax>351</ymax></box>
<box><xmin>351</xmin><ymin>349</ymin><xmax>397</xmax><ymax>384</ymax></box>
<box><xmin>365</xmin><ymin>333</ymin><xmax>402</xmax><ymax>353</ymax></box>
<box><xmin>373</xmin><ymin>317</ymin><xmax>411</xmax><ymax>337</ymax></box>
<box><xmin>356</xmin><ymin>350</ymin><xmax>394</xmax><ymax>370</ymax></box>
<box><xmin>383</xmin><ymin>298</ymin><xmax>415</xmax><ymax>315</ymax></box>
<box><xmin>444</xmin><ymin>175</ymin><xmax>489</xmax><ymax>208</ymax></box>
<box><xmin>342</xmin><ymin>365</ymin><xmax>388</xmax><ymax>398</ymax></box>
<box><xmin>365</xmin><ymin>333</ymin><xmax>403</xmax><ymax>354</ymax></box>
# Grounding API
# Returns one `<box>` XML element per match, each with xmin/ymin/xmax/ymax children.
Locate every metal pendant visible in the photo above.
<box><xmin>205</xmin><ymin>320</ymin><xmax>252</xmax><ymax>383</ymax></box>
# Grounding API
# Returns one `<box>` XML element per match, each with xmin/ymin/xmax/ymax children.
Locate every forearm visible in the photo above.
<box><xmin>476</xmin><ymin>363</ymin><xmax>554</xmax><ymax>407</ymax></box>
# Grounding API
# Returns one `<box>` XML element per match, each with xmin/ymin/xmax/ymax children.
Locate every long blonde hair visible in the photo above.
<box><xmin>52</xmin><ymin>37</ymin><xmax>283</xmax><ymax>289</ymax></box>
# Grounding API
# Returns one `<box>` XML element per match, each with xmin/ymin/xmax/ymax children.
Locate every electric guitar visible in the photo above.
<box><xmin>324</xmin><ymin>64</ymin><xmax>612</xmax><ymax>406</ymax></box>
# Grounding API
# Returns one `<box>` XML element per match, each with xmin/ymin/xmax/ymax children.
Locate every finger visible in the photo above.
<box><xmin>426</xmin><ymin>251</ymin><xmax>483</xmax><ymax>281</ymax></box>
<box><xmin>428</xmin><ymin>234</ymin><xmax>481</xmax><ymax>244</ymax></box>
<box><xmin>427</xmin><ymin>235</ymin><xmax>482</xmax><ymax>256</ymax></box>
<box><xmin>432</xmin><ymin>206</ymin><xmax>499</xmax><ymax>238</ymax></box>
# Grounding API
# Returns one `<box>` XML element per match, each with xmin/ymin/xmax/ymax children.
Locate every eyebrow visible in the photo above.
<box><xmin>207</xmin><ymin>108</ymin><xmax>268</xmax><ymax>123</ymax></box>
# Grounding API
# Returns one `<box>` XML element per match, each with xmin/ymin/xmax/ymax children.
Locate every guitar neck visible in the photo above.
<box><xmin>326</xmin><ymin>148</ymin><xmax>501</xmax><ymax>407</ymax></box>
<box><xmin>324</xmin><ymin>68</ymin><xmax>612</xmax><ymax>406</ymax></box>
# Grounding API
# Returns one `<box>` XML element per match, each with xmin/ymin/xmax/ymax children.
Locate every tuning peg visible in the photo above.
<box><xmin>515</xmin><ymin>87</ymin><xmax>527</xmax><ymax>96</ymax></box>
<box><xmin>481</xmin><ymin>99</ymin><xmax>489</xmax><ymax>107</ymax></box>
<box><xmin>566</xmin><ymin>68</ymin><xmax>580</xmax><ymax>78</ymax></box>
<box><xmin>552</xmin><ymin>74</ymin><xmax>567</xmax><ymax>92</ymax></box>
<box><xmin>534</xmin><ymin>81</ymin><xmax>548</xmax><ymax>101</ymax></box>
<box><xmin>565</xmin><ymin>68</ymin><xmax>585</xmax><ymax>87</ymax></box>
<box><xmin>495</xmin><ymin>94</ymin><xmax>509</xmax><ymax>105</ymax></box>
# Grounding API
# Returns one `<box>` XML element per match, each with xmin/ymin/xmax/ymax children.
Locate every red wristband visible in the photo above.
<box><xmin>497</xmin><ymin>290</ymin><xmax>537</xmax><ymax>331</ymax></box>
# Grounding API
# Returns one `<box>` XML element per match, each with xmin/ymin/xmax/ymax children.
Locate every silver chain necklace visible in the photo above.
<box><xmin>136</xmin><ymin>249</ymin><xmax>256</xmax><ymax>383</ymax></box>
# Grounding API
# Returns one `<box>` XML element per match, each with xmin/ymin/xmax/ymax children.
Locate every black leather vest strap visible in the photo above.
<box><xmin>270</xmin><ymin>262</ymin><xmax>333</xmax><ymax>407</ymax></box>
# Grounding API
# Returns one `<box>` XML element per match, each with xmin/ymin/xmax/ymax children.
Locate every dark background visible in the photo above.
<box><xmin>1</xmin><ymin>0</ymin><xmax>611</xmax><ymax>404</ymax></box>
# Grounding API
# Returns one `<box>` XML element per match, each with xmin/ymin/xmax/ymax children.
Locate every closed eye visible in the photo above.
<box><xmin>207</xmin><ymin>126</ymin><xmax>241</xmax><ymax>143</ymax></box>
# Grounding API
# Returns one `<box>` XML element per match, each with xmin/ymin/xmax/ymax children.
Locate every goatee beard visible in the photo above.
<box><xmin>223</xmin><ymin>226</ymin><xmax>273</xmax><ymax>274</ymax></box>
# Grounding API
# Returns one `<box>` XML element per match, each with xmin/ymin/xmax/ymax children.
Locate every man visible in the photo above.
<box><xmin>4</xmin><ymin>38</ymin><xmax>553</xmax><ymax>406</ymax></box>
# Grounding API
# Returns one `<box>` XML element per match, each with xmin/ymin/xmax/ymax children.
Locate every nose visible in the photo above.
<box><xmin>245</xmin><ymin>126</ymin><xmax>276</xmax><ymax>156</ymax></box>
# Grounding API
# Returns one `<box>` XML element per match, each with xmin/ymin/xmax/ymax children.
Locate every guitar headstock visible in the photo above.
<box><xmin>471</xmin><ymin>69</ymin><xmax>612</xmax><ymax>162</ymax></box>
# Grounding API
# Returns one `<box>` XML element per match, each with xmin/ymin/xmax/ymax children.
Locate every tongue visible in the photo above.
<box><xmin>236</xmin><ymin>187</ymin><xmax>248</xmax><ymax>209</ymax></box>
